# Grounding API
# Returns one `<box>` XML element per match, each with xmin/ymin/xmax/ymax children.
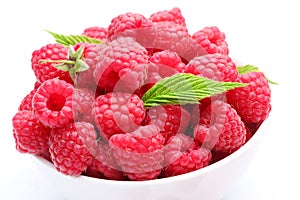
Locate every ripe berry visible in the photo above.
<box><xmin>86</xmin><ymin>141</ymin><xmax>124</xmax><ymax>180</ymax></box>
<box><xmin>94</xmin><ymin>92</ymin><xmax>146</xmax><ymax>139</ymax></box>
<box><xmin>82</xmin><ymin>26</ymin><xmax>108</xmax><ymax>43</ymax></box>
<box><xmin>227</xmin><ymin>71</ymin><xmax>271</xmax><ymax>124</ymax></box>
<box><xmin>73</xmin><ymin>43</ymin><xmax>105</xmax><ymax>90</ymax></box>
<box><xmin>109</xmin><ymin>125</ymin><xmax>165</xmax><ymax>181</ymax></box>
<box><xmin>150</xmin><ymin>7</ymin><xmax>186</xmax><ymax>26</ymax></box>
<box><xmin>192</xmin><ymin>26</ymin><xmax>229</xmax><ymax>55</ymax></box>
<box><xmin>108</xmin><ymin>12</ymin><xmax>153</xmax><ymax>39</ymax></box>
<box><xmin>12</xmin><ymin>110</ymin><xmax>50</xmax><ymax>154</ymax></box>
<box><xmin>149</xmin><ymin>50</ymin><xmax>186</xmax><ymax>76</ymax></box>
<box><xmin>163</xmin><ymin>134</ymin><xmax>211</xmax><ymax>177</ymax></box>
<box><xmin>31</xmin><ymin>43</ymin><xmax>73</xmax><ymax>84</ymax></box>
<box><xmin>49</xmin><ymin>122</ymin><xmax>97</xmax><ymax>176</ymax></box>
<box><xmin>73</xmin><ymin>88</ymin><xmax>95</xmax><ymax>124</ymax></box>
<box><xmin>32</xmin><ymin>78</ymin><xmax>75</xmax><ymax>128</ymax></box>
<box><xmin>18</xmin><ymin>89</ymin><xmax>36</xmax><ymax>111</ymax></box>
<box><xmin>144</xmin><ymin>105</ymin><xmax>191</xmax><ymax>141</ymax></box>
<box><xmin>184</xmin><ymin>53</ymin><xmax>238</xmax><ymax>82</ymax></box>
<box><xmin>93</xmin><ymin>36</ymin><xmax>149</xmax><ymax>92</ymax></box>
<box><xmin>194</xmin><ymin>100</ymin><xmax>247</xmax><ymax>153</ymax></box>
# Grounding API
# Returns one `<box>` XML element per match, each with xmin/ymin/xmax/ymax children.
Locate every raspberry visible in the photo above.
<box><xmin>93</xmin><ymin>37</ymin><xmax>149</xmax><ymax>92</ymax></box>
<box><xmin>86</xmin><ymin>142</ymin><xmax>124</xmax><ymax>180</ymax></box>
<box><xmin>82</xmin><ymin>26</ymin><xmax>108</xmax><ymax>43</ymax></box>
<box><xmin>109</xmin><ymin>125</ymin><xmax>165</xmax><ymax>181</ymax></box>
<box><xmin>73</xmin><ymin>88</ymin><xmax>95</xmax><ymax>124</ymax></box>
<box><xmin>246</xmin><ymin>121</ymin><xmax>263</xmax><ymax>134</ymax></box>
<box><xmin>74</xmin><ymin>43</ymin><xmax>105</xmax><ymax>90</ymax></box>
<box><xmin>184</xmin><ymin>53</ymin><xmax>238</xmax><ymax>82</ymax></box>
<box><xmin>12</xmin><ymin>110</ymin><xmax>50</xmax><ymax>154</ymax></box>
<box><xmin>32</xmin><ymin>78</ymin><xmax>75</xmax><ymax>128</ymax></box>
<box><xmin>189</xmin><ymin>93</ymin><xmax>227</xmax><ymax>127</ymax></box>
<box><xmin>227</xmin><ymin>72</ymin><xmax>271</xmax><ymax>124</ymax></box>
<box><xmin>34</xmin><ymin>81</ymin><xmax>42</xmax><ymax>89</ymax></box>
<box><xmin>192</xmin><ymin>26</ymin><xmax>229</xmax><ymax>55</ymax></box>
<box><xmin>108</xmin><ymin>12</ymin><xmax>153</xmax><ymax>39</ymax></box>
<box><xmin>163</xmin><ymin>134</ymin><xmax>211</xmax><ymax>177</ymax></box>
<box><xmin>18</xmin><ymin>89</ymin><xmax>36</xmax><ymax>111</ymax></box>
<box><xmin>149</xmin><ymin>50</ymin><xmax>186</xmax><ymax>77</ymax></box>
<box><xmin>144</xmin><ymin>105</ymin><xmax>191</xmax><ymax>141</ymax></box>
<box><xmin>40</xmin><ymin>149</ymin><xmax>52</xmax><ymax>162</ymax></box>
<box><xmin>210</xmin><ymin>151</ymin><xmax>231</xmax><ymax>164</ymax></box>
<box><xmin>150</xmin><ymin>7</ymin><xmax>186</xmax><ymax>26</ymax></box>
<box><xmin>245</xmin><ymin>126</ymin><xmax>253</xmax><ymax>142</ymax></box>
<box><xmin>143</xmin><ymin>21</ymin><xmax>205</xmax><ymax>61</ymax></box>
<box><xmin>94</xmin><ymin>92</ymin><xmax>146</xmax><ymax>139</ymax></box>
<box><xmin>49</xmin><ymin>122</ymin><xmax>97</xmax><ymax>176</ymax></box>
<box><xmin>194</xmin><ymin>100</ymin><xmax>247</xmax><ymax>153</ymax></box>
<box><xmin>31</xmin><ymin>43</ymin><xmax>73</xmax><ymax>84</ymax></box>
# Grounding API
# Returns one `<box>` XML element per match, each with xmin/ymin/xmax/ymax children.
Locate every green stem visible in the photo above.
<box><xmin>39</xmin><ymin>59</ymin><xmax>75</xmax><ymax>65</ymax></box>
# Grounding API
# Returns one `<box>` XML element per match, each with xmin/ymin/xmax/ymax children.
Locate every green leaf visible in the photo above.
<box><xmin>54</xmin><ymin>64</ymin><xmax>71</xmax><ymax>72</ymax></box>
<box><xmin>142</xmin><ymin>73</ymin><xmax>247</xmax><ymax>108</ymax></box>
<box><xmin>46</xmin><ymin>30</ymin><xmax>104</xmax><ymax>46</ymax></box>
<box><xmin>237</xmin><ymin>65</ymin><xmax>278</xmax><ymax>84</ymax></box>
<box><xmin>237</xmin><ymin>65</ymin><xmax>260</xmax><ymax>74</ymax></box>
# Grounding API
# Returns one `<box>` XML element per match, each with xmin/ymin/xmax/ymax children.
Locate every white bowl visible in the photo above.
<box><xmin>34</xmin><ymin>115</ymin><xmax>270</xmax><ymax>200</ymax></box>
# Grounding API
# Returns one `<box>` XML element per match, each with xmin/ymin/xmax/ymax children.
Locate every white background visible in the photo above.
<box><xmin>0</xmin><ymin>0</ymin><xmax>299</xmax><ymax>199</ymax></box>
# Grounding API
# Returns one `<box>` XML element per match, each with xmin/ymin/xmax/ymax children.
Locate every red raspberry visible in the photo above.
<box><xmin>135</xmin><ymin>50</ymin><xmax>186</xmax><ymax>97</ymax></box>
<box><xmin>192</xmin><ymin>26</ymin><xmax>229</xmax><ymax>55</ymax></box>
<box><xmin>210</xmin><ymin>151</ymin><xmax>231</xmax><ymax>164</ymax></box>
<box><xmin>194</xmin><ymin>100</ymin><xmax>247</xmax><ymax>153</ymax></box>
<box><xmin>143</xmin><ymin>21</ymin><xmax>205</xmax><ymax>61</ymax></box>
<box><xmin>227</xmin><ymin>72</ymin><xmax>271</xmax><ymax>124</ymax></box>
<box><xmin>32</xmin><ymin>78</ymin><xmax>75</xmax><ymax>128</ymax></box>
<box><xmin>73</xmin><ymin>88</ymin><xmax>95</xmax><ymax>124</ymax></box>
<box><xmin>150</xmin><ymin>7</ymin><xmax>186</xmax><ymax>26</ymax></box>
<box><xmin>40</xmin><ymin>149</ymin><xmax>52</xmax><ymax>162</ymax></box>
<box><xmin>31</xmin><ymin>43</ymin><xmax>73</xmax><ymax>84</ymax></box>
<box><xmin>109</xmin><ymin>125</ymin><xmax>165</xmax><ymax>181</ymax></box>
<box><xmin>18</xmin><ymin>89</ymin><xmax>36</xmax><ymax>111</ymax></box>
<box><xmin>86</xmin><ymin>142</ymin><xmax>124</xmax><ymax>180</ymax></box>
<box><xmin>246</xmin><ymin>121</ymin><xmax>263</xmax><ymax>135</ymax></box>
<box><xmin>74</xmin><ymin>43</ymin><xmax>105</xmax><ymax>90</ymax></box>
<box><xmin>82</xmin><ymin>26</ymin><xmax>108</xmax><ymax>43</ymax></box>
<box><xmin>34</xmin><ymin>81</ymin><xmax>42</xmax><ymax>89</ymax></box>
<box><xmin>184</xmin><ymin>53</ymin><xmax>238</xmax><ymax>82</ymax></box>
<box><xmin>93</xmin><ymin>37</ymin><xmax>149</xmax><ymax>92</ymax></box>
<box><xmin>12</xmin><ymin>110</ymin><xmax>50</xmax><ymax>154</ymax></box>
<box><xmin>108</xmin><ymin>12</ymin><xmax>153</xmax><ymax>39</ymax></box>
<box><xmin>245</xmin><ymin>126</ymin><xmax>253</xmax><ymax>142</ymax></box>
<box><xmin>49</xmin><ymin>122</ymin><xmax>97</xmax><ymax>176</ymax></box>
<box><xmin>149</xmin><ymin>50</ymin><xmax>186</xmax><ymax>77</ymax></box>
<box><xmin>189</xmin><ymin>94</ymin><xmax>226</xmax><ymax>128</ymax></box>
<box><xmin>163</xmin><ymin>134</ymin><xmax>211</xmax><ymax>177</ymax></box>
<box><xmin>94</xmin><ymin>92</ymin><xmax>146</xmax><ymax>139</ymax></box>
<box><xmin>144</xmin><ymin>105</ymin><xmax>191</xmax><ymax>141</ymax></box>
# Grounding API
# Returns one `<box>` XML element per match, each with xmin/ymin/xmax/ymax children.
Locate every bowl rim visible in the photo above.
<box><xmin>34</xmin><ymin>115</ymin><xmax>271</xmax><ymax>186</ymax></box>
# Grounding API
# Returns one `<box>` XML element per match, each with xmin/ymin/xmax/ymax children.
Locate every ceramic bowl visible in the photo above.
<box><xmin>34</xmin><ymin>116</ymin><xmax>270</xmax><ymax>200</ymax></box>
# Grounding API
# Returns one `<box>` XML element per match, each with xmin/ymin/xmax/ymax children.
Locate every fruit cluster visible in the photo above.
<box><xmin>12</xmin><ymin>7</ymin><xmax>272</xmax><ymax>181</ymax></box>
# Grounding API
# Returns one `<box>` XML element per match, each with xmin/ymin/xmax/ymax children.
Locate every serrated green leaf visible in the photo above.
<box><xmin>237</xmin><ymin>65</ymin><xmax>260</xmax><ymax>75</ymax></box>
<box><xmin>142</xmin><ymin>73</ymin><xmax>247</xmax><ymax>108</ymax></box>
<box><xmin>237</xmin><ymin>65</ymin><xmax>278</xmax><ymax>84</ymax></box>
<box><xmin>46</xmin><ymin>30</ymin><xmax>104</xmax><ymax>46</ymax></box>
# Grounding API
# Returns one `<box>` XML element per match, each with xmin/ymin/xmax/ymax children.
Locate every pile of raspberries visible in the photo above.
<box><xmin>12</xmin><ymin>7</ymin><xmax>271</xmax><ymax>181</ymax></box>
